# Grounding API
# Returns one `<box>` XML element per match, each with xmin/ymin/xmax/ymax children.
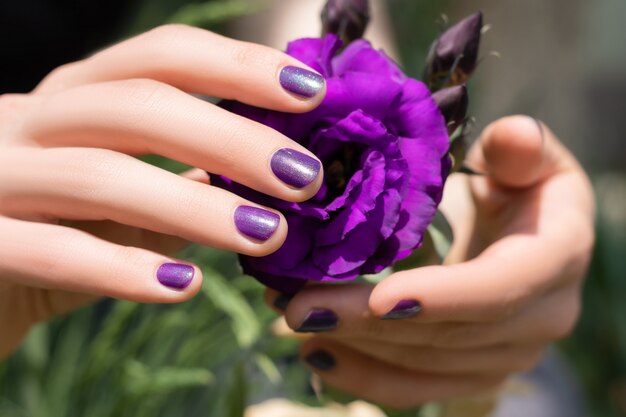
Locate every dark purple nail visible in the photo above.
<box><xmin>271</xmin><ymin>148</ymin><xmax>321</xmax><ymax>188</ymax></box>
<box><xmin>305</xmin><ymin>350</ymin><xmax>336</xmax><ymax>371</ymax></box>
<box><xmin>234</xmin><ymin>206</ymin><xmax>280</xmax><ymax>241</ymax></box>
<box><xmin>381</xmin><ymin>300</ymin><xmax>422</xmax><ymax>320</ymax></box>
<box><xmin>296</xmin><ymin>308</ymin><xmax>338</xmax><ymax>333</ymax></box>
<box><xmin>273</xmin><ymin>293</ymin><xmax>293</xmax><ymax>311</ymax></box>
<box><xmin>156</xmin><ymin>263</ymin><xmax>194</xmax><ymax>289</ymax></box>
<box><xmin>279</xmin><ymin>66</ymin><xmax>325</xmax><ymax>98</ymax></box>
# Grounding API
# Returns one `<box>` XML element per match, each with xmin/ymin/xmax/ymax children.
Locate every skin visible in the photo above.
<box><xmin>267</xmin><ymin>116</ymin><xmax>595</xmax><ymax>410</ymax></box>
<box><xmin>0</xmin><ymin>24</ymin><xmax>326</xmax><ymax>358</ymax></box>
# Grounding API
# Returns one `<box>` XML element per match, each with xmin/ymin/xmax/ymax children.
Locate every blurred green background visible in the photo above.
<box><xmin>1</xmin><ymin>0</ymin><xmax>625</xmax><ymax>416</ymax></box>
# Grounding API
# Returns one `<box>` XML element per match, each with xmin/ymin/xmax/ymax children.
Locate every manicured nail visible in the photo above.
<box><xmin>296</xmin><ymin>308</ymin><xmax>338</xmax><ymax>333</ymax></box>
<box><xmin>234</xmin><ymin>205</ymin><xmax>280</xmax><ymax>241</ymax></box>
<box><xmin>279</xmin><ymin>66</ymin><xmax>325</xmax><ymax>98</ymax></box>
<box><xmin>157</xmin><ymin>263</ymin><xmax>194</xmax><ymax>289</ymax></box>
<box><xmin>273</xmin><ymin>293</ymin><xmax>293</xmax><ymax>311</ymax></box>
<box><xmin>271</xmin><ymin>148</ymin><xmax>321</xmax><ymax>188</ymax></box>
<box><xmin>381</xmin><ymin>300</ymin><xmax>422</xmax><ymax>320</ymax></box>
<box><xmin>305</xmin><ymin>350</ymin><xmax>336</xmax><ymax>371</ymax></box>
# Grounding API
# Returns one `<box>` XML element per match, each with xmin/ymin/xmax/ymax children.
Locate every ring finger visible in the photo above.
<box><xmin>0</xmin><ymin>147</ymin><xmax>287</xmax><ymax>255</ymax></box>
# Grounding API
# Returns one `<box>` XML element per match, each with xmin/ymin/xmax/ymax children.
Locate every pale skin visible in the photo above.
<box><xmin>0</xmin><ymin>25</ymin><xmax>594</xmax><ymax>410</ymax></box>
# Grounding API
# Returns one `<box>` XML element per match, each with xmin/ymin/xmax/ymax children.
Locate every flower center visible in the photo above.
<box><xmin>324</xmin><ymin>144</ymin><xmax>362</xmax><ymax>201</ymax></box>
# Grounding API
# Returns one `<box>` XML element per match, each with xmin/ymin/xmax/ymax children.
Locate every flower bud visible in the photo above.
<box><xmin>432</xmin><ymin>84</ymin><xmax>469</xmax><ymax>133</ymax></box>
<box><xmin>425</xmin><ymin>12</ymin><xmax>483</xmax><ymax>89</ymax></box>
<box><xmin>321</xmin><ymin>0</ymin><xmax>370</xmax><ymax>45</ymax></box>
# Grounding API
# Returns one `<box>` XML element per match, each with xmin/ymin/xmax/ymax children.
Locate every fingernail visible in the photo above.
<box><xmin>305</xmin><ymin>350</ymin><xmax>336</xmax><ymax>371</ymax></box>
<box><xmin>531</xmin><ymin>117</ymin><xmax>546</xmax><ymax>145</ymax></box>
<box><xmin>279</xmin><ymin>66</ymin><xmax>325</xmax><ymax>98</ymax></box>
<box><xmin>157</xmin><ymin>263</ymin><xmax>194</xmax><ymax>289</ymax></box>
<box><xmin>296</xmin><ymin>308</ymin><xmax>338</xmax><ymax>333</ymax></box>
<box><xmin>273</xmin><ymin>293</ymin><xmax>293</xmax><ymax>311</ymax></box>
<box><xmin>381</xmin><ymin>299</ymin><xmax>422</xmax><ymax>320</ymax></box>
<box><xmin>234</xmin><ymin>205</ymin><xmax>280</xmax><ymax>241</ymax></box>
<box><xmin>271</xmin><ymin>148</ymin><xmax>321</xmax><ymax>188</ymax></box>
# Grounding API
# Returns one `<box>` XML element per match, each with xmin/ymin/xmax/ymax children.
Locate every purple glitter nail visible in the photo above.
<box><xmin>234</xmin><ymin>205</ymin><xmax>280</xmax><ymax>241</ymax></box>
<box><xmin>381</xmin><ymin>299</ymin><xmax>422</xmax><ymax>320</ymax></box>
<box><xmin>271</xmin><ymin>148</ymin><xmax>321</xmax><ymax>188</ymax></box>
<box><xmin>279</xmin><ymin>66</ymin><xmax>325</xmax><ymax>98</ymax></box>
<box><xmin>296</xmin><ymin>308</ymin><xmax>338</xmax><ymax>333</ymax></box>
<box><xmin>157</xmin><ymin>263</ymin><xmax>194</xmax><ymax>289</ymax></box>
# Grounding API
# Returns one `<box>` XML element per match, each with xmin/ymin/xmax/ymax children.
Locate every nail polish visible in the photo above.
<box><xmin>381</xmin><ymin>299</ymin><xmax>422</xmax><ymax>320</ymax></box>
<box><xmin>157</xmin><ymin>263</ymin><xmax>194</xmax><ymax>289</ymax></box>
<box><xmin>234</xmin><ymin>206</ymin><xmax>280</xmax><ymax>241</ymax></box>
<box><xmin>279</xmin><ymin>66</ymin><xmax>325</xmax><ymax>98</ymax></box>
<box><xmin>296</xmin><ymin>308</ymin><xmax>338</xmax><ymax>333</ymax></box>
<box><xmin>271</xmin><ymin>148</ymin><xmax>321</xmax><ymax>188</ymax></box>
<box><xmin>273</xmin><ymin>293</ymin><xmax>293</xmax><ymax>311</ymax></box>
<box><xmin>305</xmin><ymin>350</ymin><xmax>336</xmax><ymax>371</ymax></box>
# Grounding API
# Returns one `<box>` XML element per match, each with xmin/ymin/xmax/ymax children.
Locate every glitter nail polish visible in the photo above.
<box><xmin>296</xmin><ymin>308</ymin><xmax>338</xmax><ymax>332</ymax></box>
<box><xmin>279</xmin><ymin>66</ymin><xmax>325</xmax><ymax>98</ymax></box>
<box><xmin>271</xmin><ymin>148</ymin><xmax>321</xmax><ymax>188</ymax></box>
<box><xmin>381</xmin><ymin>299</ymin><xmax>422</xmax><ymax>320</ymax></box>
<box><xmin>234</xmin><ymin>205</ymin><xmax>280</xmax><ymax>241</ymax></box>
<box><xmin>157</xmin><ymin>263</ymin><xmax>194</xmax><ymax>289</ymax></box>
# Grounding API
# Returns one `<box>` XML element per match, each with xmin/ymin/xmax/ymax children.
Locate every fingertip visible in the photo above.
<box><xmin>479</xmin><ymin>115</ymin><xmax>547</xmax><ymax>187</ymax></box>
<box><xmin>233</xmin><ymin>205</ymin><xmax>288</xmax><ymax>257</ymax></box>
<box><xmin>368</xmin><ymin>269</ymin><xmax>417</xmax><ymax>316</ymax></box>
<box><xmin>154</xmin><ymin>261</ymin><xmax>203</xmax><ymax>302</ymax></box>
<box><xmin>277</xmin><ymin>63</ymin><xmax>327</xmax><ymax>112</ymax></box>
<box><xmin>300</xmin><ymin>338</ymin><xmax>338</xmax><ymax>372</ymax></box>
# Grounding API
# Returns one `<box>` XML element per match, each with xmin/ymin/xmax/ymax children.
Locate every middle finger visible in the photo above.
<box><xmin>22</xmin><ymin>79</ymin><xmax>323</xmax><ymax>201</ymax></box>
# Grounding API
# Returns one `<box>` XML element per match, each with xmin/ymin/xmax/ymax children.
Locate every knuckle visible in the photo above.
<box><xmin>59</xmin><ymin>148</ymin><xmax>132</xmax><ymax>204</ymax></box>
<box><xmin>105</xmin><ymin>245</ymin><xmax>151</xmax><ymax>283</ymax></box>
<box><xmin>38</xmin><ymin>61</ymin><xmax>82</xmax><ymax>91</ymax></box>
<box><xmin>33</xmin><ymin>227</ymin><xmax>88</xmax><ymax>280</ymax></box>
<box><xmin>231</xmin><ymin>42</ymin><xmax>279</xmax><ymax>70</ymax></box>
<box><xmin>489</xmin><ymin>289</ymin><xmax>531</xmax><ymax>322</ymax></box>
<box><xmin>146</xmin><ymin>23</ymin><xmax>194</xmax><ymax>49</ymax></box>
<box><xmin>0</xmin><ymin>93</ymin><xmax>37</xmax><ymax>139</ymax></box>
<box><xmin>432</xmin><ymin>323</ymin><xmax>481</xmax><ymax>348</ymax></box>
<box><xmin>118</xmin><ymin>78</ymin><xmax>171</xmax><ymax>109</ymax></box>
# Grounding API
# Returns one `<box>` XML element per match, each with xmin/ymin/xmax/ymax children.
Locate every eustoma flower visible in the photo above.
<box><xmin>213</xmin><ymin>35</ymin><xmax>450</xmax><ymax>293</ymax></box>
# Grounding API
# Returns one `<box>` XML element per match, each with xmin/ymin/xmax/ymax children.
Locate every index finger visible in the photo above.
<box><xmin>36</xmin><ymin>24</ymin><xmax>326</xmax><ymax>112</ymax></box>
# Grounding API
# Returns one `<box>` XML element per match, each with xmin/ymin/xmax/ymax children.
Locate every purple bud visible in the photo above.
<box><xmin>321</xmin><ymin>0</ymin><xmax>370</xmax><ymax>45</ymax></box>
<box><xmin>432</xmin><ymin>84</ymin><xmax>469</xmax><ymax>133</ymax></box>
<box><xmin>425</xmin><ymin>12</ymin><xmax>483</xmax><ymax>88</ymax></box>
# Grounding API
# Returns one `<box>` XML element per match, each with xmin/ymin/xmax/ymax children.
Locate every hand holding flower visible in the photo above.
<box><xmin>268</xmin><ymin>116</ymin><xmax>594</xmax><ymax>410</ymax></box>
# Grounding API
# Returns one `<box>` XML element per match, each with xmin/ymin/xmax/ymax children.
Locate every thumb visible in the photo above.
<box><xmin>467</xmin><ymin>115</ymin><xmax>571</xmax><ymax>188</ymax></box>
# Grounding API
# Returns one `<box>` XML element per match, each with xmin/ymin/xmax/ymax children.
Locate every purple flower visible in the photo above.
<box><xmin>424</xmin><ymin>12</ymin><xmax>483</xmax><ymax>89</ymax></box>
<box><xmin>321</xmin><ymin>0</ymin><xmax>370</xmax><ymax>45</ymax></box>
<box><xmin>213</xmin><ymin>35</ymin><xmax>449</xmax><ymax>293</ymax></box>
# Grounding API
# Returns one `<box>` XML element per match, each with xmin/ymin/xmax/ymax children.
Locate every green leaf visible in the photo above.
<box><xmin>168</xmin><ymin>0</ymin><xmax>265</xmax><ymax>28</ymax></box>
<box><xmin>225</xmin><ymin>361</ymin><xmax>248</xmax><ymax>417</ymax></box>
<box><xmin>254</xmin><ymin>353</ymin><xmax>281</xmax><ymax>384</ymax></box>
<box><xmin>427</xmin><ymin>210</ymin><xmax>454</xmax><ymax>262</ymax></box>
<box><xmin>201</xmin><ymin>267</ymin><xmax>261</xmax><ymax>348</ymax></box>
<box><xmin>122</xmin><ymin>360</ymin><xmax>213</xmax><ymax>396</ymax></box>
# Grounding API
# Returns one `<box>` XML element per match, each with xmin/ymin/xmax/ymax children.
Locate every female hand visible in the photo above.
<box><xmin>267</xmin><ymin>116</ymin><xmax>594</xmax><ymax>409</ymax></box>
<box><xmin>0</xmin><ymin>24</ymin><xmax>327</xmax><ymax>358</ymax></box>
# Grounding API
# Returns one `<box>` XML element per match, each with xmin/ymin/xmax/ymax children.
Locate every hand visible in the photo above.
<box><xmin>0</xmin><ymin>24</ymin><xmax>327</xmax><ymax>358</ymax></box>
<box><xmin>267</xmin><ymin>116</ymin><xmax>594</xmax><ymax>410</ymax></box>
